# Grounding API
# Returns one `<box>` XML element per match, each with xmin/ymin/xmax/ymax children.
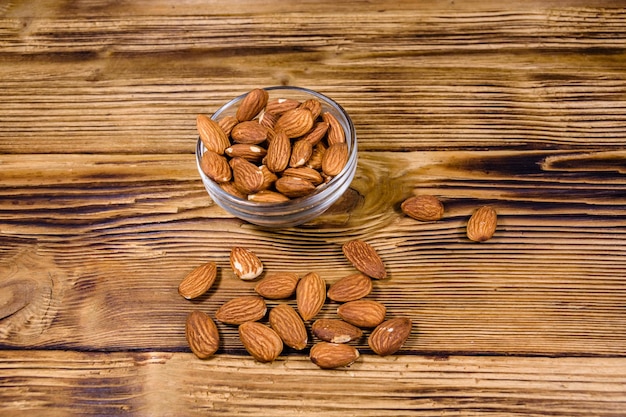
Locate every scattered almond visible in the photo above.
<box><xmin>342</xmin><ymin>240</ymin><xmax>387</xmax><ymax>279</ymax></box>
<box><xmin>269</xmin><ymin>303</ymin><xmax>308</xmax><ymax>350</ymax></box>
<box><xmin>401</xmin><ymin>195</ymin><xmax>444</xmax><ymax>222</ymax></box>
<box><xmin>368</xmin><ymin>317</ymin><xmax>412</xmax><ymax>356</ymax></box>
<box><xmin>337</xmin><ymin>299</ymin><xmax>386</xmax><ymax>328</ymax></box>
<box><xmin>254</xmin><ymin>272</ymin><xmax>300</xmax><ymax>299</ymax></box>
<box><xmin>467</xmin><ymin>205</ymin><xmax>497</xmax><ymax>242</ymax></box>
<box><xmin>238</xmin><ymin>321</ymin><xmax>283</xmax><ymax>363</ymax></box>
<box><xmin>327</xmin><ymin>272</ymin><xmax>373</xmax><ymax>302</ymax></box>
<box><xmin>185</xmin><ymin>310</ymin><xmax>220</xmax><ymax>359</ymax></box>
<box><xmin>178</xmin><ymin>261</ymin><xmax>218</xmax><ymax>300</ymax></box>
<box><xmin>296</xmin><ymin>272</ymin><xmax>327</xmax><ymax>321</ymax></box>
<box><xmin>215</xmin><ymin>295</ymin><xmax>267</xmax><ymax>325</ymax></box>
<box><xmin>230</xmin><ymin>246</ymin><xmax>264</xmax><ymax>280</ymax></box>
<box><xmin>310</xmin><ymin>342</ymin><xmax>359</xmax><ymax>369</ymax></box>
<box><xmin>311</xmin><ymin>319</ymin><xmax>363</xmax><ymax>344</ymax></box>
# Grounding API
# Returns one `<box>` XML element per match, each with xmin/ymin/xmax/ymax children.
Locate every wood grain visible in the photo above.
<box><xmin>1</xmin><ymin>0</ymin><xmax>626</xmax><ymax>414</ymax></box>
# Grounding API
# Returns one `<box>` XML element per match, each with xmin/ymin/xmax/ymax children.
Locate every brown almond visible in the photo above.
<box><xmin>225</xmin><ymin>143</ymin><xmax>267</xmax><ymax>162</ymax></box>
<box><xmin>282</xmin><ymin>167</ymin><xmax>323</xmax><ymax>186</ymax></box>
<box><xmin>275</xmin><ymin>176</ymin><xmax>316</xmax><ymax>199</ymax></box>
<box><xmin>269</xmin><ymin>303</ymin><xmax>308</xmax><ymax>350</ymax></box>
<box><xmin>185</xmin><ymin>310</ymin><xmax>220</xmax><ymax>359</ymax></box>
<box><xmin>220</xmin><ymin>182</ymin><xmax>247</xmax><ymax>199</ymax></box>
<box><xmin>197</xmin><ymin>114</ymin><xmax>231</xmax><ymax>155</ymax></box>
<box><xmin>265</xmin><ymin>130</ymin><xmax>291</xmax><ymax>173</ymax></box>
<box><xmin>311</xmin><ymin>319</ymin><xmax>363</xmax><ymax>344</ymax></box>
<box><xmin>201</xmin><ymin>150</ymin><xmax>232</xmax><ymax>183</ymax></box>
<box><xmin>259</xmin><ymin>165</ymin><xmax>278</xmax><ymax>190</ymax></box>
<box><xmin>230</xmin><ymin>246</ymin><xmax>263</xmax><ymax>280</ymax></box>
<box><xmin>467</xmin><ymin>205</ymin><xmax>497</xmax><ymax>242</ymax></box>
<box><xmin>289</xmin><ymin>139</ymin><xmax>313</xmax><ymax>168</ymax></box>
<box><xmin>238</xmin><ymin>321</ymin><xmax>283</xmax><ymax>363</ymax></box>
<box><xmin>215</xmin><ymin>295</ymin><xmax>267</xmax><ymax>325</ymax></box>
<box><xmin>231</xmin><ymin>120</ymin><xmax>268</xmax><ymax>145</ymax></box>
<box><xmin>342</xmin><ymin>240</ymin><xmax>387</xmax><ymax>279</ymax></box>
<box><xmin>265</xmin><ymin>98</ymin><xmax>301</xmax><ymax>115</ymax></box>
<box><xmin>327</xmin><ymin>273</ymin><xmax>373</xmax><ymax>302</ymax></box>
<box><xmin>337</xmin><ymin>300</ymin><xmax>386</xmax><ymax>328</ymax></box>
<box><xmin>248</xmin><ymin>190</ymin><xmax>290</xmax><ymax>203</ymax></box>
<box><xmin>321</xmin><ymin>142</ymin><xmax>349</xmax><ymax>177</ymax></box>
<box><xmin>178</xmin><ymin>261</ymin><xmax>218</xmax><ymax>300</ymax></box>
<box><xmin>306</xmin><ymin>142</ymin><xmax>327</xmax><ymax>170</ymax></box>
<box><xmin>275</xmin><ymin>107</ymin><xmax>314</xmax><ymax>138</ymax></box>
<box><xmin>322</xmin><ymin>112</ymin><xmax>345</xmax><ymax>145</ymax></box>
<box><xmin>236</xmin><ymin>88</ymin><xmax>269</xmax><ymax>122</ymax></box>
<box><xmin>259</xmin><ymin>111</ymin><xmax>278</xmax><ymax>130</ymax></box>
<box><xmin>218</xmin><ymin>115</ymin><xmax>239</xmax><ymax>137</ymax></box>
<box><xmin>368</xmin><ymin>317</ymin><xmax>412</xmax><ymax>356</ymax></box>
<box><xmin>254</xmin><ymin>272</ymin><xmax>300</xmax><ymax>299</ymax></box>
<box><xmin>309</xmin><ymin>342</ymin><xmax>359</xmax><ymax>369</ymax></box>
<box><xmin>231</xmin><ymin>157</ymin><xmax>266</xmax><ymax>194</ymax></box>
<box><xmin>296</xmin><ymin>272</ymin><xmax>326</xmax><ymax>321</ymax></box>
<box><xmin>299</xmin><ymin>98</ymin><xmax>322</xmax><ymax>120</ymax></box>
<box><xmin>401</xmin><ymin>195</ymin><xmax>444</xmax><ymax>222</ymax></box>
<box><xmin>301</xmin><ymin>121</ymin><xmax>329</xmax><ymax>146</ymax></box>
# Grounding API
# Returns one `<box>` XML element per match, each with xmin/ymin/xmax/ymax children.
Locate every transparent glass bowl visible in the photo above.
<box><xmin>195</xmin><ymin>86</ymin><xmax>358</xmax><ymax>228</ymax></box>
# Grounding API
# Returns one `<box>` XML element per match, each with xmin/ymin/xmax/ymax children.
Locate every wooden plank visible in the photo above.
<box><xmin>0</xmin><ymin>350</ymin><xmax>625</xmax><ymax>416</ymax></box>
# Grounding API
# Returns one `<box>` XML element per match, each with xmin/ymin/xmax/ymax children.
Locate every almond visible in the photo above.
<box><xmin>248</xmin><ymin>190</ymin><xmax>290</xmax><ymax>203</ymax></box>
<box><xmin>231</xmin><ymin>157</ymin><xmax>266</xmax><ymax>194</ymax></box>
<box><xmin>265</xmin><ymin>98</ymin><xmax>301</xmax><ymax>115</ymax></box>
<box><xmin>321</xmin><ymin>142</ymin><xmax>349</xmax><ymax>177</ymax></box>
<box><xmin>236</xmin><ymin>88</ymin><xmax>269</xmax><ymax>122</ymax></box>
<box><xmin>274</xmin><ymin>107</ymin><xmax>314</xmax><ymax>138</ymax></box>
<box><xmin>337</xmin><ymin>300</ymin><xmax>386</xmax><ymax>328</ymax></box>
<box><xmin>258</xmin><ymin>111</ymin><xmax>278</xmax><ymax>130</ymax></box>
<box><xmin>254</xmin><ymin>272</ymin><xmax>300</xmax><ymax>299</ymax></box>
<box><xmin>259</xmin><ymin>165</ymin><xmax>278</xmax><ymax>189</ymax></box>
<box><xmin>201</xmin><ymin>150</ymin><xmax>232</xmax><ymax>183</ymax></box>
<box><xmin>265</xmin><ymin>130</ymin><xmax>291</xmax><ymax>173</ymax></box>
<box><xmin>300</xmin><ymin>121</ymin><xmax>329</xmax><ymax>146</ymax></box>
<box><xmin>342</xmin><ymin>240</ymin><xmax>387</xmax><ymax>280</ymax></box>
<box><xmin>231</xmin><ymin>120</ymin><xmax>268</xmax><ymax>145</ymax></box>
<box><xmin>311</xmin><ymin>319</ymin><xmax>363</xmax><ymax>343</ymax></box>
<box><xmin>215</xmin><ymin>295</ymin><xmax>267</xmax><ymax>325</ymax></box>
<box><xmin>309</xmin><ymin>342</ymin><xmax>359</xmax><ymax>369</ymax></box>
<box><xmin>275</xmin><ymin>176</ymin><xmax>316</xmax><ymax>199</ymax></box>
<box><xmin>299</xmin><ymin>98</ymin><xmax>322</xmax><ymax>120</ymax></box>
<box><xmin>368</xmin><ymin>317</ymin><xmax>412</xmax><ymax>356</ymax></box>
<box><xmin>238</xmin><ymin>321</ymin><xmax>283</xmax><ymax>363</ymax></box>
<box><xmin>269</xmin><ymin>303</ymin><xmax>308</xmax><ymax>350</ymax></box>
<box><xmin>327</xmin><ymin>273</ymin><xmax>373</xmax><ymax>302</ymax></box>
<box><xmin>225</xmin><ymin>143</ymin><xmax>267</xmax><ymax>162</ymax></box>
<box><xmin>218</xmin><ymin>115</ymin><xmax>239</xmax><ymax>137</ymax></box>
<box><xmin>282</xmin><ymin>167</ymin><xmax>324</xmax><ymax>186</ymax></box>
<box><xmin>322</xmin><ymin>112</ymin><xmax>345</xmax><ymax>145</ymax></box>
<box><xmin>289</xmin><ymin>139</ymin><xmax>313</xmax><ymax>168</ymax></box>
<box><xmin>229</xmin><ymin>246</ymin><xmax>263</xmax><ymax>280</ymax></box>
<box><xmin>178</xmin><ymin>261</ymin><xmax>218</xmax><ymax>300</ymax></box>
<box><xmin>467</xmin><ymin>205</ymin><xmax>497</xmax><ymax>242</ymax></box>
<box><xmin>197</xmin><ymin>114</ymin><xmax>231</xmax><ymax>155</ymax></box>
<box><xmin>220</xmin><ymin>181</ymin><xmax>247</xmax><ymax>199</ymax></box>
<box><xmin>296</xmin><ymin>272</ymin><xmax>326</xmax><ymax>321</ymax></box>
<box><xmin>401</xmin><ymin>195</ymin><xmax>444</xmax><ymax>222</ymax></box>
<box><xmin>185</xmin><ymin>310</ymin><xmax>220</xmax><ymax>359</ymax></box>
<box><xmin>306</xmin><ymin>142</ymin><xmax>327</xmax><ymax>170</ymax></box>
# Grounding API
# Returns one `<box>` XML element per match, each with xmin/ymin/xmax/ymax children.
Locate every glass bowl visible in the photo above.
<box><xmin>195</xmin><ymin>86</ymin><xmax>358</xmax><ymax>228</ymax></box>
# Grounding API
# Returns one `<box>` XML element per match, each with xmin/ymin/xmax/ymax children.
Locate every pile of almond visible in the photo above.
<box><xmin>180</xmin><ymin>240</ymin><xmax>412</xmax><ymax>369</ymax></box>
<box><xmin>198</xmin><ymin>88</ymin><xmax>350</xmax><ymax>203</ymax></box>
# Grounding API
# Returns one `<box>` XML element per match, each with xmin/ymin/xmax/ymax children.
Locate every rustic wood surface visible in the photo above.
<box><xmin>1</xmin><ymin>0</ymin><xmax>626</xmax><ymax>415</ymax></box>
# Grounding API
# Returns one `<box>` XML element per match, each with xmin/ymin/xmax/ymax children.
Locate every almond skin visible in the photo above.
<box><xmin>201</xmin><ymin>150</ymin><xmax>232</xmax><ymax>183</ymax></box>
<box><xmin>322</xmin><ymin>142</ymin><xmax>349</xmax><ymax>177</ymax></box>
<box><xmin>311</xmin><ymin>319</ymin><xmax>363</xmax><ymax>343</ymax></box>
<box><xmin>254</xmin><ymin>272</ymin><xmax>300</xmax><ymax>299</ymax></box>
<box><xmin>310</xmin><ymin>342</ymin><xmax>359</xmax><ymax>369</ymax></box>
<box><xmin>238</xmin><ymin>321</ymin><xmax>283</xmax><ymax>363</ymax></box>
<box><xmin>327</xmin><ymin>272</ymin><xmax>373</xmax><ymax>302</ymax></box>
<box><xmin>401</xmin><ymin>195</ymin><xmax>444</xmax><ymax>222</ymax></box>
<box><xmin>185</xmin><ymin>310</ymin><xmax>220</xmax><ymax>359</ymax></box>
<box><xmin>215</xmin><ymin>295</ymin><xmax>267</xmax><ymax>325</ymax></box>
<box><xmin>230</xmin><ymin>247</ymin><xmax>264</xmax><ymax>280</ymax></box>
<box><xmin>337</xmin><ymin>299</ymin><xmax>386</xmax><ymax>328</ymax></box>
<box><xmin>467</xmin><ymin>205</ymin><xmax>498</xmax><ymax>242</ymax></box>
<box><xmin>269</xmin><ymin>303</ymin><xmax>308</xmax><ymax>350</ymax></box>
<box><xmin>178</xmin><ymin>261</ymin><xmax>218</xmax><ymax>300</ymax></box>
<box><xmin>296</xmin><ymin>272</ymin><xmax>326</xmax><ymax>321</ymax></box>
<box><xmin>368</xmin><ymin>317</ymin><xmax>412</xmax><ymax>356</ymax></box>
<box><xmin>197</xmin><ymin>114</ymin><xmax>231</xmax><ymax>155</ymax></box>
<box><xmin>236</xmin><ymin>88</ymin><xmax>269</xmax><ymax>122</ymax></box>
<box><xmin>342</xmin><ymin>240</ymin><xmax>387</xmax><ymax>280</ymax></box>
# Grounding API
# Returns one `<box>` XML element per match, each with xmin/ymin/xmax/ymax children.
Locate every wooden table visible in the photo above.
<box><xmin>1</xmin><ymin>1</ymin><xmax>625</xmax><ymax>415</ymax></box>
